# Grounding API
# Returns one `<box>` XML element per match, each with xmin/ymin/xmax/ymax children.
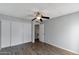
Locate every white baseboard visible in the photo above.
<box><xmin>45</xmin><ymin>41</ymin><xmax>79</xmax><ymax>54</ymax></box>
<box><xmin>1</xmin><ymin>41</ymin><xmax>31</xmax><ymax>49</ymax></box>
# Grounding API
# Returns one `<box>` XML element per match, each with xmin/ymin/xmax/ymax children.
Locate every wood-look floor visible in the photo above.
<box><xmin>0</xmin><ymin>40</ymin><xmax>77</xmax><ymax>55</ymax></box>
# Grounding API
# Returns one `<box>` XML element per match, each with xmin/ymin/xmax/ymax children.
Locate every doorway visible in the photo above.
<box><xmin>35</xmin><ymin>24</ymin><xmax>40</xmax><ymax>42</ymax></box>
<box><xmin>32</xmin><ymin>22</ymin><xmax>44</xmax><ymax>43</ymax></box>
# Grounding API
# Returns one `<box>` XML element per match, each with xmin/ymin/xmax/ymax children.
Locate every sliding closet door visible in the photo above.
<box><xmin>1</xmin><ymin>20</ymin><xmax>32</xmax><ymax>48</ymax></box>
<box><xmin>23</xmin><ymin>23</ymin><xmax>28</xmax><ymax>43</ymax></box>
<box><xmin>1</xmin><ymin>20</ymin><xmax>11</xmax><ymax>48</ymax></box>
<box><xmin>28</xmin><ymin>22</ymin><xmax>31</xmax><ymax>42</ymax></box>
<box><xmin>23</xmin><ymin>22</ymin><xmax>31</xmax><ymax>43</ymax></box>
<box><xmin>11</xmin><ymin>21</ymin><xmax>23</xmax><ymax>46</ymax></box>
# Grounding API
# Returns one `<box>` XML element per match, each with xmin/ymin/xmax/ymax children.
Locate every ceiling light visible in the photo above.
<box><xmin>36</xmin><ymin>16</ymin><xmax>41</xmax><ymax>19</ymax></box>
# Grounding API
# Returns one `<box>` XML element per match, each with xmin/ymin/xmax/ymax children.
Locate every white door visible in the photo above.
<box><xmin>39</xmin><ymin>24</ymin><xmax>44</xmax><ymax>42</ymax></box>
<box><xmin>1</xmin><ymin>20</ymin><xmax>11</xmax><ymax>48</ymax></box>
<box><xmin>11</xmin><ymin>22</ymin><xmax>23</xmax><ymax>46</ymax></box>
<box><xmin>23</xmin><ymin>23</ymin><xmax>28</xmax><ymax>43</ymax></box>
<box><xmin>23</xmin><ymin>22</ymin><xmax>31</xmax><ymax>43</ymax></box>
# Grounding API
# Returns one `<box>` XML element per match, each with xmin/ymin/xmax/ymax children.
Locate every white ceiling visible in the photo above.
<box><xmin>0</xmin><ymin>3</ymin><xmax>79</xmax><ymax>20</ymax></box>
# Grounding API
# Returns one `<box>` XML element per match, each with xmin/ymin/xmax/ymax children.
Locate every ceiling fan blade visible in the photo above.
<box><xmin>40</xmin><ymin>19</ymin><xmax>43</xmax><ymax>22</ymax></box>
<box><xmin>42</xmin><ymin>16</ymin><xmax>50</xmax><ymax>19</ymax></box>
<box><xmin>32</xmin><ymin>18</ymin><xmax>36</xmax><ymax>21</ymax></box>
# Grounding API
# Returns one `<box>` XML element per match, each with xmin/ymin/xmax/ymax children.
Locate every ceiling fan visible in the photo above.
<box><xmin>32</xmin><ymin>11</ymin><xmax>50</xmax><ymax>22</ymax></box>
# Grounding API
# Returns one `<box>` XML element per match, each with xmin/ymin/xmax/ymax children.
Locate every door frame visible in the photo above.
<box><xmin>39</xmin><ymin>23</ymin><xmax>44</xmax><ymax>42</ymax></box>
<box><xmin>31</xmin><ymin>21</ymin><xmax>44</xmax><ymax>43</ymax></box>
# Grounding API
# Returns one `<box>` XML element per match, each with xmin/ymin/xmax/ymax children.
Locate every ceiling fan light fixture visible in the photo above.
<box><xmin>31</xmin><ymin>11</ymin><xmax>50</xmax><ymax>23</ymax></box>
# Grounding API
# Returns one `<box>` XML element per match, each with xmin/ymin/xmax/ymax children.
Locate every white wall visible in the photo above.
<box><xmin>44</xmin><ymin>12</ymin><xmax>79</xmax><ymax>52</ymax></box>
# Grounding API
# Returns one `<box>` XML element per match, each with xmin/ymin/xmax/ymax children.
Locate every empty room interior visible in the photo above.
<box><xmin>0</xmin><ymin>3</ymin><xmax>79</xmax><ymax>55</ymax></box>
